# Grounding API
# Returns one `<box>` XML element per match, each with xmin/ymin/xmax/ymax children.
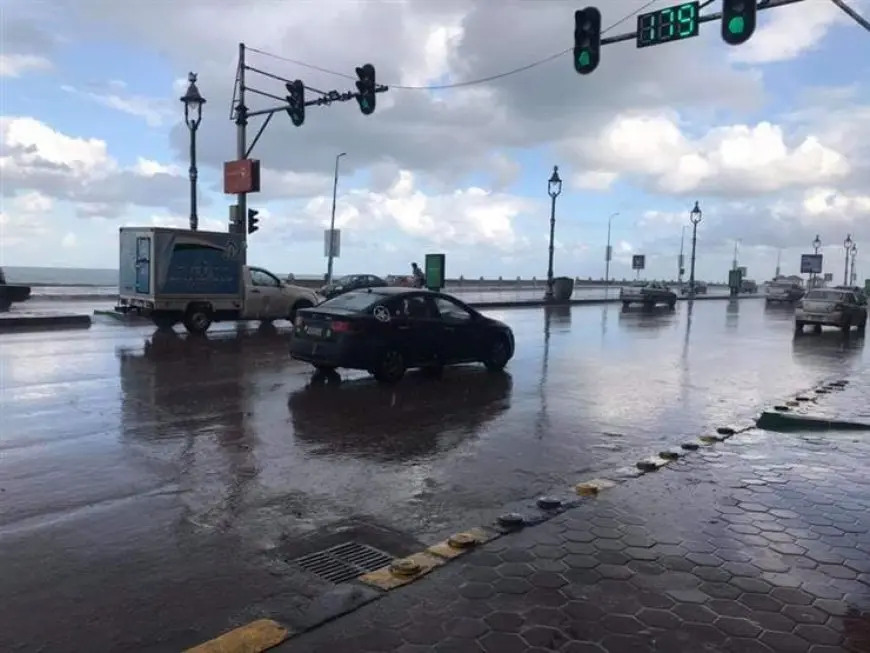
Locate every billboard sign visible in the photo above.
<box><xmin>800</xmin><ymin>253</ymin><xmax>823</xmax><ymax>274</ymax></box>
<box><xmin>631</xmin><ymin>254</ymin><xmax>645</xmax><ymax>270</ymax></box>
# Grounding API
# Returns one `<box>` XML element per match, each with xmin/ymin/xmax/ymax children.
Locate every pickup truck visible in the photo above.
<box><xmin>0</xmin><ymin>267</ymin><xmax>32</xmax><ymax>311</ymax></box>
<box><xmin>620</xmin><ymin>282</ymin><xmax>677</xmax><ymax>309</ymax></box>
<box><xmin>116</xmin><ymin>227</ymin><xmax>321</xmax><ymax>334</ymax></box>
<box><xmin>765</xmin><ymin>279</ymin><xmax>804</xmax><ymax>305</ymax></box>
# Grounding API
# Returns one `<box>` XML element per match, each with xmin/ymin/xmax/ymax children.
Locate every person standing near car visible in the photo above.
<box><xmin>411</xmin><ymin>262</ymin><xmax>426</xmax><ymax>288</ymax></box>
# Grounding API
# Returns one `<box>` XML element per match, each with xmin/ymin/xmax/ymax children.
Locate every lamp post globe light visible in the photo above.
<box><xmin>687</xmin><ymin>201</ymin><xmax>702</xmax><ymax>297</ymax></box>
<box><xmin>544</xmin><ymin>165</ymin><xmax>563</xmax><ymax>300</ymax></box>
<box><xmin>180</xmin><ymin>72</ymin><xmax>206</xmax><ymax>232</ymax></box>
<box><xmin>844</xmin><ymin>234</ymin><xmax>853</xmax><ymax>286</ymax></box>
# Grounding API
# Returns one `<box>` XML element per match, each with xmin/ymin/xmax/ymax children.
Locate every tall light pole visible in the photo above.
<box><xmin>604</xmin><ymin>212</ymin><xmax>618</xmax><ymax>291</ymax></box>
<box><xmin>180</xmin><ymin>72</ymin><xmax>206</xmax><ymax>231</ymax></box>
<box><xmin>731</xmin><ymin>238</ymin><xmax>741</xmax><ymax>270</ymax></box>
<box><xmin>811</xmin><ymin>234</ymin><xmax>821</xmax><ymax>287</ymax></box>
<box><xmin>326</xmin><ymin>152</ymin><xmax>346</xmax><ymax>284</ymax></box>
<box><xmin>775</xmin><ymin>247</ymin><xmax>782</xmax><ymax>279</ymax></box>
<box><xmin>678</xmin><ymin>226</ymin><xmax>686</xmax><ymax>285</ymax></box>
<box><xmin>844</xmin><ymin>234</ymin><xmax>853</xmax><ymax>286</ymax></box>
<box><xmin>688</xmin><ymin>201</ymin><xmax>702</xmax><ymax>297</ymax></box>
<box><xmin>850</xmin><ymin>242</ymin><xmax>858</xmax><ymax>286</ymax></box>
<box><xmin>544</xmin><ymin>166</ymin><xmax>563</xmax><ymax>300</ymax></box>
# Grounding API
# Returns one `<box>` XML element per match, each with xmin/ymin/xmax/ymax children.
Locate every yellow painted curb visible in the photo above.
<box><xmin>636</xmin><ymin>456</ymin><xmax>670</xmax><ymax>470</ymax></box>
<box><xmin>184</xmin><ymin>619</ymin><xmax>290</xmax><ymax>653</ymax></box>
<box><xmin>698</xmin><ymin>435</ymin><xmax>721</xmax><ymax>444</ymax></box>
<box><xmin>428</xmin><ymin>527</ymin><xmax>495</xmax><ymax>560</ymax></box>
<box><xmin>358</xmin><ymin>551</ymin><xmax>445</xmax><ymax>591</ymax></box>
<box><xmin>575</xmin><ymin>478</ymin><xmax>616</xmax><ymax>495</ymax></box>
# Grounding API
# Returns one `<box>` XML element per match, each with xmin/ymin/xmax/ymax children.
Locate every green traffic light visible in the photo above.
<box><xmin>577</xmin><ymin>51</ymin><xmax>590</xmax><ymax>67</ymax></box>
<box><xmin>728</xmin><ymin>16</ymin><xmax>745</xmax><ymax>34</ymax></box>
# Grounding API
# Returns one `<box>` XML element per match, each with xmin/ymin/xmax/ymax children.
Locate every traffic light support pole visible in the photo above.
<box><xmin>236</xmin><ymin>43</ymin><xmax>248</xmax><ymax>267</ymax></box>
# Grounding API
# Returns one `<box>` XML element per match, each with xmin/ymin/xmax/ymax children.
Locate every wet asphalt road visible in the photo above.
<box><xmin>0</xmin><ymin>299</ymin><xmax>865</xmax><ymax>651</ymax></box>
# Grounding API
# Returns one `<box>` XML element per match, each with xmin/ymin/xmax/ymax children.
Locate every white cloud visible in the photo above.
<box><xmin>729</xmin><ymin>0</ymin><xmax>851</xmax><ymax>65</ymax></box>
<box><xmin>0</xmin><ymin>191</ymin><xmax>53</xmax><ymax>248</ymax></box>
<box><xmin>0</xmin><ymin>53</ymin><xmax>52</xmax><ymax>77</ymax></box>
<box><xmin>60</xmin><ymin>84</ymin><xmax>174</xmax><ymax>127</ymax></box>
<box><xmin>566</xmin><ymin>113</ymin><xmax>850</xmax><ymax>197</ymax></box>
<box><xmin>294</xmin><ymin>170</ymin><xmax>533</xmax><ymax>252</ymax></box>
<box><xmin>60</xmin><ymin>232</ymin><xmax>77</xmax><ymax>248</ymax></box>
<box><xmin>0</xmin><ymin>116</ymin><xmax>193</xmax><ymax>218</ymax></box>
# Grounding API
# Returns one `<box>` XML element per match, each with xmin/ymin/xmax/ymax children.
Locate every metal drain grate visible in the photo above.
<box><xmin>291</xmin><ymin>541</ymin><xmax>395</xmax><ymax>584</ymax></box>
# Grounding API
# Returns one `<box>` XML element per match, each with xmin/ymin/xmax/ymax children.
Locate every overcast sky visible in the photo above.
<box><xmin>2</xmin><ymin>0</ymin><xmax>869</xmax><ymax>281</ymax></box>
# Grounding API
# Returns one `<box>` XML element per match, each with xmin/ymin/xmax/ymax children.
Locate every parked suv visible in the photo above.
<box><xmin>795</xmin><ymin>288</ymin><xmax>868</xmax><ymax>334</ymax></box>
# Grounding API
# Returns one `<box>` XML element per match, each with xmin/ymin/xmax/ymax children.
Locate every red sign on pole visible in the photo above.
<box><xmin>223</xmin><ymin>159</ymin><xmax>261</xmax><ymax>194</ymax></box>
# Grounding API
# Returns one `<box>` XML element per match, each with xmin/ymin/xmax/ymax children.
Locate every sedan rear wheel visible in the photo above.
<box><xmin>373</xmin><ymin>349</ymin><xmax>405</xmax><ymax>384</ymax></box>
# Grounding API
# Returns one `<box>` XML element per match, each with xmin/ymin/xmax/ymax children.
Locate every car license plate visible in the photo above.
<box><xmin>307</xmin><ymin>327</ymin><xmax>323</xmax><ymax>337</ymax></box>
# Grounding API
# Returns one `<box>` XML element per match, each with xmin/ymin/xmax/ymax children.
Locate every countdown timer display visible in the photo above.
<box><xmin>636</xmin><ymin>1</ymin><xmax>700</xmax><ymax>49</ymax></box>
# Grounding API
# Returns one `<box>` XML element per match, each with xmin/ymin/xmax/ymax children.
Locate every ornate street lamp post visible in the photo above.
<box><xmin>180</xmin><ymin>72</ymin><xmax>206</xmax><ymax>231</ymax></box>
<box><xmin>844</xmin><ymin>234</ymin><xmax>853</xmax><ymax>286</ymax></box>
<box><xmin>688</xmin><ymin>201</ymin><xmax>702</xmax><ymax>297</ymax></box>
<box><xmin>544</xmin><ymin>166</ymin><xmax>563</xmax><ymax>300</ymax></box>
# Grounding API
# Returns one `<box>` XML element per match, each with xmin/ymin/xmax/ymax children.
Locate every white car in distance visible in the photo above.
<box><xmin>794</xmin><ymin>288</ymin><xmax>868</xmax><ymax>334</ymax></box>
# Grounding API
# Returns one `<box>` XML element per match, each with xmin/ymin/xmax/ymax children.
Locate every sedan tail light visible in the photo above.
<box><xmin>331</xmin><ymin>320</ymin><xmax>356</xmax><ymax>333</ymax></box>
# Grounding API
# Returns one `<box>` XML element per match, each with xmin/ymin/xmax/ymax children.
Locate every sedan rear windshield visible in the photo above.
<box><xmin>320</xmin><ymin>289</ymin><xmax>388</xmax><ymax>312</ymax></box>
<box><xmin>806</xmin><ymin>290</ymin><xmax>847</xmax><ymax>301</ymax></box>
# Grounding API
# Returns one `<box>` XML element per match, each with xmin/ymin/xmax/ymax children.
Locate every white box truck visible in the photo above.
<box><xmin>117</xmin><ymin>227</ymin><xmax>321</xmax><ymax>334</ymax></box>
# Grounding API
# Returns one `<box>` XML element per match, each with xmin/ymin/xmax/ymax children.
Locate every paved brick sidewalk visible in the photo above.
<box><xmin>281</xmin><ymin>421</ymin><xmax>870</xmax><ymax>652</ymax></box>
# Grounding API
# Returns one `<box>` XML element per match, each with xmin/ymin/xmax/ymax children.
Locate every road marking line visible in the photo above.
<box><xmin>183</xmin><ymin>619</ymin><xmax>290</xmax><ymax>653</ymax></box>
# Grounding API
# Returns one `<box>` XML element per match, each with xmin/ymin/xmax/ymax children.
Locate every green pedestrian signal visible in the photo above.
<box><xmin>573</xmin><ymin>7</ymin><xmax>602</xmax><ymax>75</ymax></box>
<box><xmin>721</xmin><ymin>0</ymin><xmax>756</xmax><ymax>46</ymax></box>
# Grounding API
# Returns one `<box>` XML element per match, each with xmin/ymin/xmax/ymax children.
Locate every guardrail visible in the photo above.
<box><xmin>288</xmin><ymin>277</ymin><xmax>732</xmax><ymax>291</ymax></box>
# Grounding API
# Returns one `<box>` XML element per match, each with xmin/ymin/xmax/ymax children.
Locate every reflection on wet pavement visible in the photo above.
<box><xmin>0</xmin><ymin>299</ymin><xmax>866</xmax><ymax>651</ymax></box>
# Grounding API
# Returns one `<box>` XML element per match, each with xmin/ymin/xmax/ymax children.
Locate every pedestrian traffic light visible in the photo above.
<box><xmin>285</xmin><ymin>80</ymin><xmax>305</xmax><ymax>127</ymax></box>
<box><xmin>247</xmin><ymin>208</ymin><xmax>259</xmax><ymax>235</ymax></box>
<box><xmin>574</xmin><ymin>7</ymin><xmax>602</xmax><ymax>75</ymax></box>
<box><xmin>721</xmin><ymin>0</ymin><xmax>757</xmax><ymax>46</ymax></box>
<box><xmin>355</xmin><ymin>64</ymin><xmax>376</xmax><ymax>116</ymax></box>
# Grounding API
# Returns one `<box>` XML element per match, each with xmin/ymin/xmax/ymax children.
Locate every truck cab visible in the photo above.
<box><xmin>116</xmin><ymin>227</ymin><xmax>321</xmax><ymax>334</ymax></box>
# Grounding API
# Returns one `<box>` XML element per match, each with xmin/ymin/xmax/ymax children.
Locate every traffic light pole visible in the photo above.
<box><xmin>236</xmin><ymin>43</ymin><xmax>248</xmax><ymax>267</ymax></box>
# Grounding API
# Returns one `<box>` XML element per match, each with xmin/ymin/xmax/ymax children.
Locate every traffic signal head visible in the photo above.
<box><xmin>721</xmin><ymin>0</ymin><xmax>757</xmax><ymax>46</ymax></box>
<box><xmin>247</xmin><ymin>208</ymin><xmax>260</xmax><ymax>235</ymax></box>
<box><xmin>574</xmin><ymin>7</ymin><xmax>602</xmax><ymax>75</ymax></box>
<box><xmin>285</xmin><ymin>80</ymin><xmax>305</xmax><ymax>127</ymax></box>
<box><xmin>355</xmin><ymin>63</ymin><xmax>376</xmax><ymax>116</ymax></box>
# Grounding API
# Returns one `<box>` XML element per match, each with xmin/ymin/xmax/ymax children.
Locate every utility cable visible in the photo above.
<box><xmin>830</xmin><ymin>0</ymin><xmax>870</xmax><ymax>31</ymax></box>
<box><xmin>245</xmin><ymin>0</ymin><xmax>662</xmax><ymax>91</ymax></box>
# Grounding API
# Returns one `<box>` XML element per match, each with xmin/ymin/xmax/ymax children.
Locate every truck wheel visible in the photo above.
<box><xmin>152</xmin><ymin>312</ymin><xmax>179</xmax><ymax>330</ymax></box>
<box><xmin>668</xmin><ymin>300</ymin><xmax>676</xmax><ymax>310</ymax></box>
<box><xmin>794</xmin><ymin>321</ymin><xmax>804</xmax><ymax>335</ymax></box>
<box><xmin>183</xmin><ymin>304</ymin><xmax>213</xmax><ymax>335</ymax></box>
<box><xmin>289</xmin><ymin>300</ymin><xmax>313</xmax><ymax>324</ymax></box>
<box><xmin>859</xmin><ymin>315</ymin><xmax>867</xmax><ymax>334</ymax></box>
<box><xmin>621</xmin><ymin>302</ymin><xmax>630</xmax><ymax>310</ymax></box>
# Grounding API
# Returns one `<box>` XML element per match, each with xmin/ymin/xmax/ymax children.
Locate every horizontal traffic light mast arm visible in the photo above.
<box><xmin>599</xmin><ymin>0</ymin><xmax>805</xmax><ymax>46</ymax></box>
<box><xmin>246</xmin><ymin>86</ymin><xmax>388</xmax><ymax>118</ymax></box>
